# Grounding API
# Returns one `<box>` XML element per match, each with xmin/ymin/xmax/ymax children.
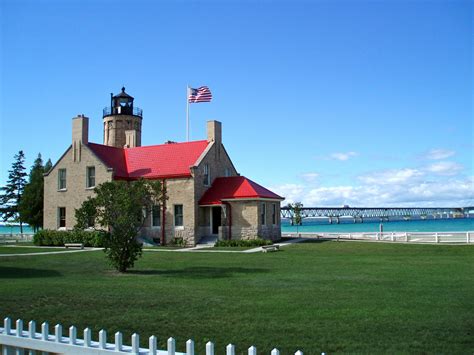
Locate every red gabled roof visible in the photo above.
<box><xmin>199</xmin><ymin>176</ymin><xmax>284</xmax><ymax>205</ymax></box>
<box><xmin>88</xmin><ymin>140</ymin><xmax>208</xmax><ymax>180</ymax></box>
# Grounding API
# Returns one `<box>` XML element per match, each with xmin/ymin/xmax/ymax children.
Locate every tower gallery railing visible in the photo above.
<box><xmin>103</xmin><ymin>106</ymin><xmax>143</xmax><ymax>117</ymax></box>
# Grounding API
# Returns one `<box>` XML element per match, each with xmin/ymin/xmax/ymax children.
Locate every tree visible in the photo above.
<box><xmin>75</xmin><ymin>179</ymin><xmax>165</xmax><ymax>272</ymax></box>
<box><xmin>287</xmin><ymin>202</ymin><xmax>304</xmax><ymax>233</ymax></box>
<box><xmin>44</xmin><ymin>159</ymin><xmax>53</xmax><ymax>174</ymax></box>
<box><xmin>0</xmin><ymin>151</ymin><xmax>28</xmax><ymax>233</ymax></box>
<box><xmin>18</xmin><ymin>153</ymin><xmax>48</xmax><ymax>232</ymax></box>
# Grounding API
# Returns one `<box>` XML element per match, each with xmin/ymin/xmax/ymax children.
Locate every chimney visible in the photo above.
<box><xmin>72</xmin><ymin>114</ymin><xmax>89</xmax><ymax>162</ymax></box>
<box><xmin>207</xmin><ymin>120</ymin><xmax>222</xmax><ymax>146</ymax></box>
<box><xmin>125</xmin><ymin>130</ymin><xmax>138</xmax><ymax>148</ymax></box>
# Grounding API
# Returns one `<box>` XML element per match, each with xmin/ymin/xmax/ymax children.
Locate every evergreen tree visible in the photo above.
<box><xmin>44</xmin><ymin>159</ymin><xmax>53</xmax><ymax>174</ymax></box>
<box><xmin>19</xmin><ymin>153</ymin><xmax>47</xmax><ymax>232</ymax></box>
<box><xmin>0</xmin><ymin>151</ymin><xmax>28</xmax><ymax>233</ymax></box>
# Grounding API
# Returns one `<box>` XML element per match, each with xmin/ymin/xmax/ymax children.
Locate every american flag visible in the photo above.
<box><xmin>188</xmin><ymin>86</ymin><xmax>212</xmax><ymax>103</ymax></box>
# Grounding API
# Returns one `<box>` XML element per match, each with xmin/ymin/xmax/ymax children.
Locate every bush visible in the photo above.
<box><xmin>33</xmin><ymin>229</ymin><xmax>107</xmax><ymax>247</ymax></box>
<box><xmin>214</xmin><ymin>239</ymin><xmax>273</xmax><ymax>247</ymax></box>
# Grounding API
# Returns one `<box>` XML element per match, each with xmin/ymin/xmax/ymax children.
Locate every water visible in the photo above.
<box><xmin>282</xmin><ymin>218</ymin><xmax>474</xmax><ymax>233</ymax></box>
<box><xmin>0</xmin><ymin>225</ymin><xmax>35</xmax><ymax>235</ymax></box>
<box><xmin>1</xmin><ymin>219</ymin><xmax>472</xmax><ymax>235</ymax></box>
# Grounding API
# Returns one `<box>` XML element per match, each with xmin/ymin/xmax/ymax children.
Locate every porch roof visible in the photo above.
<box><xmin>199</xmin><ymin>176</ymin><xmax>284</xmax><ymax>206</ymax></box>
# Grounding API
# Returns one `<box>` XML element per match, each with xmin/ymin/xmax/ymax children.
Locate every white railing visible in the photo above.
<box><xmin>0</xmin><ymin>234</ymin><xmax>34</xmax><ymax>243</ymax></box>
<box><xmin>0</xmin><ymin>317</ymin><xmax>312</xmax><ymax>355</ymax></box>
<box><xmin>285</xmin><ymin>231</ymin><xmax>473</xmax><ymax>243</ymax></box>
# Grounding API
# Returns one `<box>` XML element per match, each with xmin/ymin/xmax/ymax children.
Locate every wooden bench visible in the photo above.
<box><xmin>64</xmin><ymin>243</ymin><xmax>84</xmax><ymax>249</ymax></box>
<box><xmin>262</xmin><ymin>244</ymin><xmax>280</xmax><ymax>253</ymax></box>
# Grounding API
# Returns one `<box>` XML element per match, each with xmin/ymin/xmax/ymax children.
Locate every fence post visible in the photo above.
<box><xmin>99</xmin><ymin>329</ymin><xmax>107</xmax><ymax>349</ymax></box>
<box><xmin>54</xmin><ymin>324</ymin><xmax>62</xmax><ymax>343</ymax></box>
<box><xmin>206</xmin><ymin>341</ymin><xmax>214</xmax><ymax>355</ymax></box>
<box><xmin>132</xmin><ymin>333</ymin><xmax>140</xmax><ymax>355</ymax></box>
<box><xmin>84</xmin><ymin>328</ymin><xmax>91</xmax><ymax>347</ymax></box>
<box><xmin>167</xmin><ymin>337</ymin><xmax>176</xmax><ymax>355</ymax></box>
<box><xmin>115</xmin><ymin>331</ymin><xmax>123</xmax><ymax>351</ymax></box>
<box><xmin>226</xmin><ymin>344</ymin><xmax>235</xmax><ymax>355</ymax></box>
<box><xmin>271</xmin><ymin>349</ymin><xmax>280</xmax><ymax>355</ymax></box>
<box><xmin>186</xmin><ymin>339</ymin><xmax>194</xmax><ymax>355</ymax></box>
<box><xmin>405</xmin><ymin>232</ymin><xmax>409</xmax><ymax>242</ymax></box>
<box><xmin>4</xmin><ymin>317</ymin><xmax>11</xmax><ymax>335</ymax></box>
<box><xmin>41</xmin><ymin>322</ymin><xmax>48</xmax><ymax>341</ymax></box>
<box><xmin>435</xmin><ymin>233</ymin><xmax>439</xmax><ymax>243</ymax></box>
<box><xmin>467</xmin><ymin>232</ymin><xmax>470</xmax><ymax>243</ymax></box>
<box><xmin>248</xmin><ymin>345</ymin><xmax>257</xmax><ymax>355</ymax></box>
<box><xmin>28</xmin><ymin>321</ymin><xmax>36</xmax><ymax>339</ymax></box>
<box><xmin>149</xmin><ymin>335</ymin><xmax>157</xmax><ymax>355</ymax></box>
<box><xmin>391</xmin><ymin>233</ymin><xmax>394</xmax><ymax>242</ymax></box>
<box><xmin>69</xmin><ymin>326</ymin><xmax>76</xmax><ymax>345</ymax></box>
<box><xmin>16</xmin><ymin>319</ymin><xmax>23</xmax><ymax>337</ymax></box>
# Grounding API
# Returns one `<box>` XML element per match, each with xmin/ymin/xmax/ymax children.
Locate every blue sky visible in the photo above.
<box><xmin>1</xmin><ymin>0</ymin><xmax>472</xmax><ymax>207</ymax></box>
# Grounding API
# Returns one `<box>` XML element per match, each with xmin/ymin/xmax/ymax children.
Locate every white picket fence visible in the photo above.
<box><xmin>0</xmin><ymin>318</ymin><xmax>312</xmax><ymax>355</ymax></box>
<box><xmin>287</xmin><ymin>231</ymin><xmax>473</xmax><ymax>244</ymax></box>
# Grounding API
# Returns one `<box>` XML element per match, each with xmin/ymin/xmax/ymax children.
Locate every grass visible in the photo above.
<box><xmin>0</xmin><ymin>242</ymin><xmax>473</xmax><ymax>353</ymax></box>
<box><xmin>0</xmin><ymin>246</ymin><xmax>69</xmax><ymax>254</ymax></box>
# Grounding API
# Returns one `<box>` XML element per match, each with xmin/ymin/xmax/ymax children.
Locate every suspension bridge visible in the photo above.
<box><xmin>280</xmin><ymin>206</ymin><xmax>474</xmax><ymax>224</ymax></box>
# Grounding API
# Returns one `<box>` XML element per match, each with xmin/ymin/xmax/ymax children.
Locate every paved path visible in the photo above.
<box><xmin>0</xmin><ymin>248</ymin><xmax>103</xmax><ymax>257</ymax></box>
<box><xmin>143</xmin><ymin>238</ymin><xmax>307</xmax><ymax>253</ymax></box>
<box><xmin>0</xmin><ymin>239</ymin><xmax>307</xmax><ymax>257</ymax></box>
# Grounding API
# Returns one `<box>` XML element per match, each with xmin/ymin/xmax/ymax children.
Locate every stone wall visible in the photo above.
<box><xmin>161</xmin><ymin>177</ymin><xmax>196</xmax><ymax>246</ymax></box>
<box><xmin>103</xmin><ymin>114</ymin><xmax>142</xmax><ymax>148</ymax></box>
<box><xmin>257</xmin><ymin>201</ymin><xmax>282</xmax><ymax>241</ymax></box>
<box><xmin>43</xmin><ymin>145</ymin><xmax>113</xmax><ymax>230</ymax></box>
<box><xmin>194</xmin><ymin>141</ymin><xmax>238</xmax><ymax>241</ymax></box>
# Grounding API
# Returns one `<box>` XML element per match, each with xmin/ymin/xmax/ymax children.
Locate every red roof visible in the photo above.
<box><xmin>88</xmin><ymin>140</ymin><xmax>208</xmax><ymax>180</ymax></box>
<box><xmin>199</xmin><ymin>176</ymin><xmax>284</xmax><ymax>205</ymax></box>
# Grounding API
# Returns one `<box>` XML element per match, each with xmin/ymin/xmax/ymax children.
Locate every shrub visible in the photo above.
<box><xmin>214</xmin><ymin>239</ymin><xmax>273</xmax><ymax>247</ymax></box>
<box><xmin>33</xmin><ymin>229</ymin><xmax>107</xmax><ymax>247</ymax></box>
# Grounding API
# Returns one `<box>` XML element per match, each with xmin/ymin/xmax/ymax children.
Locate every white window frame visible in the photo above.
<box><xmin>58</xmin><ymin>169</ymin><xmax>67</xmax><ymax>190</ymax></box>
<box><xmin>86</xmin><ymin>166</ymin><xmax>96</xmax><ymax>189</ymax></box>
<box><xmin>58</xmin><ymin>207</ymin><xmax>66</xmax><ymax>229</ymax></box>
<box><xmin>151</xmin><ymin>205</ymin><xmax>161</xmax><ymax>228</ymax></box>
<box><xmin>174</xmin><ymin>204</ymin><xmax>184</xmax><ymax>228</ymax></box>
<box><xmin>203</xmin><ymin>164</ymin><xmax>210</xmax><ymax>186</ymax></box>
<box><xmin>272</xmin><ymin>203</ymin><xmax>277</xmax><ymax>225</ymax></box>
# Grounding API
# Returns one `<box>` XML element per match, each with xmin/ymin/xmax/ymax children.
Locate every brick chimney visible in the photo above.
<box><xmin>72</xmin><ymin>114</ymin><xmax>89</xmax><ymax>162</ymax></box>
<box><xmin>207</xmin><ymin>120</ymin><xmax>222</xmax><ymax>145</ymax></box>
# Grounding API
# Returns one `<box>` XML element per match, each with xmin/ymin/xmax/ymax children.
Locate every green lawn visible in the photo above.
<box><xmin>0</xmin><ymin>242</ymin><xmax>473</xmax><ymax>353</ymax></box>
<box><xmin>0</xmin><ymin>246</ymin><xmax>67</xmax><ymax>254</ymax></box>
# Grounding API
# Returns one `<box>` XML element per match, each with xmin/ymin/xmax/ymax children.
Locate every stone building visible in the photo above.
<box><xmin>44</xmin><ymin>88</ymin><xmax>284</xmax><ymax>245</ymax></box>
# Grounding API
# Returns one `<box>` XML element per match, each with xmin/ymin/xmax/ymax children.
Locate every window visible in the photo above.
<box><xmin>87</xmin><ymin>214</ymin><xmax>95</xmax><ymax>229</ymax></box>
<box><xmin>203</xmin><ymin>164</ymin><xmax>210</xmax><ymax>186</ymax></box>
<box><xmin>224</xmin><ymin>167</ymin><xmax>231</xmax><ymax>177</ymax></box>
<box><xmin>174</xmin><ymin>205</ymin><xmax>183</xmax><ymax>226</ymax></box>
<box><xmin>272</xmin><ymin>204</ymin><xmax>277</xmax><ymax>225</ymax></box>
<box><xmin>86</xmin><ymin>166</ymin><xmax>95</xmax><ymax>188</ymax></box>
<box><xmin>58</xmin><ymin>169</ymin><xmax>67</xmax><ymax>190</ymax></box>
<box><xmin>261</xmin><ymin>203</ymin><xmax>266</xmax><ymax>225</ymax></box>
<box><xmin>152</xmin><ymin>205</ymin><xmax>161</xmax><ymax>227</ymax></box>
<box><xmin>58</xmin><ymin>207</ymin><xmax>66</xmax><ymax>228</ymax></box>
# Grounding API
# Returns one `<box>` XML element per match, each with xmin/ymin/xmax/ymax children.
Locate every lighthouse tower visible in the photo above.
<box><xmin>103</xmin><ymin>87</ymin><xmax>143</xmax><ymax>148</ymax></box>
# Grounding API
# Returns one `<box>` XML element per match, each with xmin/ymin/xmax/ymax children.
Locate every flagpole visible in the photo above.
<box><xmin>186</xmin><ymin>85</ymin><xmax>190</xmax><ymax>142</ymax></box>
